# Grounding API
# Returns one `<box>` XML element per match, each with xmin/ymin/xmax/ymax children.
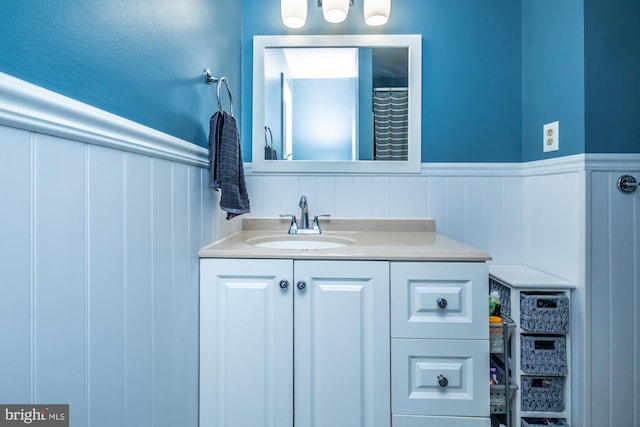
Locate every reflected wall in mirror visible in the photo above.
<box><xmin>253</xmin><ymin>35</ymin><xmax>422</xmax><ymax>173</ymax></box>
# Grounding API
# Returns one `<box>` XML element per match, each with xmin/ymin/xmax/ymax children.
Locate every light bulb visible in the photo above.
<box><xmin>281</xmin><ymin>0</ymin><xmax>308</xmax><ymax>28</ymax></box>
<box><xmin>322</xmin><ymin>0</ymin><xmax>350</xmax><ymax>23</ymax></box>
<box><xmin>364</xmin><ymin>0</ymin><xmax>390</xmax><ymax>26</ymax></box>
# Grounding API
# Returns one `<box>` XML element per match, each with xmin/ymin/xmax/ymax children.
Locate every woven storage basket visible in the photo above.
<box><xmin>489</xmin><ymin>278</ymin><xmax>511</xmax><ymax>316</ymax></box>
<box><xmin>520</xmin><ymin>293</ymin><xmax>570</xmax><ymax>333</ymax></box>
<box><xmin>521</xmin><ymin>418</ymin><xmax>569</xmax><ymax>427</ymax></box>
<box><xmin>521</xmin><ymin>335</ymin><xmax>567</xmax><ymax>375</ymax></box>
<box><xmin>521</xmin><ymin>376</ymin><xmax>564</xmax><ymax>412</ymax></box>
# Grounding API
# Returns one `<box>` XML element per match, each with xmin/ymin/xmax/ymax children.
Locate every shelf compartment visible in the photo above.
<box><xmin>490</xmin><ymin>360</ymin><xmax>517</xmax><ymax>415</ymax></box>
<box><xmin>490</xmin><ymin>383</ymin><xmax>518</xmax><ymax>414</ymax></box>
<box><xmin>490</xmin><ymin>315</ymin><xmax>516</xmax><ymax>354</ymax></box>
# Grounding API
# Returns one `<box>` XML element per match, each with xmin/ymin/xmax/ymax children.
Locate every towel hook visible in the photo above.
<box><xmin>203</xmin><ymin>69</ymin><xmax>234</xmax><ymax>116</ymax></box>
<box><xmin>265</xmin><ymin>125</ymin><xmax>273</xmax><ymax>147</ymax></box>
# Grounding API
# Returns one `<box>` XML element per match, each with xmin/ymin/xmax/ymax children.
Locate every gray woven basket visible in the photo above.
<box><xmin>521</xmin><ymin>335</ymin><xmax>568</xmax><ymax>375</ymax></box>
<box><xmin>520</xmin><ymin>293</ymin><xmax>570</xmax><ymax>333</ymax></box>
<box><xmin>521</xmin><ymin>376</ymin><xmax>565</xmax><ymax>412</ymax></box>
<box><xmin>521</xmin><ymin>418</ymin><xmax>569</xmax><ymax>427</ymax></box>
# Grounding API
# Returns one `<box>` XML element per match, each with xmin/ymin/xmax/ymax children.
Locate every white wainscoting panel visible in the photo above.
<box><xmin>522</xmin><ymin>169</ymin><xmax>583</xmax><ymax>284</ymax></box>
<box><xmin>520</xmin><ymin>157</ymin><xmax>586</xmax><ymax>427</ymax></box>
<box><xmin>588</xmin><ymin>169</ymin><xmax>640</xmax><ymax>427</ymax></box>
<box><xmin>0</xmin><ymin>123</ymin><xmax>218</xmax><ymax>427</ymax></box>
<box><xmin>244</xmin><ymin>169</ymin><xmax>524</xmax><ymax>265</ymax></box>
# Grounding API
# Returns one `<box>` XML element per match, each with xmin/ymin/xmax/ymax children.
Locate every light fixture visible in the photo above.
<box><xmin>282</xmin><ymin>0</ymin><xmax>390</xmax><ymax>28</ymax></box>
<box><xmin>281</xmin><ymin>0</ymin><xmax>308</xmax><ymax>29</ymax></box>
<box><xmin>364</xmin><ymin>0</ymin><xmax>390</xmax><ymax>26</ymax></box>
<box><xmin>320</xmin><ymin>0</ymin><xmax>351</xmax><ymax>24</ymax></box>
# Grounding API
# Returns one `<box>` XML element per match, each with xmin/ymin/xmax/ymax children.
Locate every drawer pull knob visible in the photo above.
<box><xmin>436</xmin><ymin>298</ymin><xmax>448</xmax><ymax>309</ymax></box>
<box><xmin>297</xmin><ymin>280</ymin><xmax>307</xmax><ymax>291</ymax></box>
<box><xmin>279</xmin><ymin>279</ymin><xmax>289</xmax><ymax>289</ymax></box>
<box><xmin>437</xmin><ymin>374</ymin><xmax>449</xmax><ymax>388</ymax></box>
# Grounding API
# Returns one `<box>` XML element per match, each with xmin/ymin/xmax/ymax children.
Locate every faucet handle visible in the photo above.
<box><xmin>312</xmin><ymin>214</ymin><xmax>331</xmax><ymax>231</ymax></box>
<box><xmin>280</xmin><ymin>214</ymin><xmax>298</xmax><ymax>233</ymax></box>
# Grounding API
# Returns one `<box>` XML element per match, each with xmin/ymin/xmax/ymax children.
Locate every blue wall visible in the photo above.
<box><xmin>2</xmin><ymin>0</ymin><xmax>636</xmax><ymax>162</ymax></box>
<box><xmin>521</xmin><ymin>0</ymin><xmax>640</xmax><ymax>160</ymax></box>
<box><xmin>584</xmin><ymin>0</ymin><xmax>640</xmax><ymax>154</ymax></box>
<box><xmin>522</xmin><ymin>0</ymin><xmax>585</xmax><ymax>162</ymax></box>
<box><xmin>0</xmin><ymin>0</ymin><xmax>241</xmax><ymax>148</ymax></box>
<box><xmin>242</xmin><ymin>0</ymin><xmax>523</xmax><ymax>163</ymax></box>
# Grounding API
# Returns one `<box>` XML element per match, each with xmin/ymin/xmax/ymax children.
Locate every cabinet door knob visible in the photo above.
<box><xmin>279</xmin><ymin>279</ymin><xmax>289</xmax><ymax>289</ymax></box>
<box><xmin>436</xmin><ymin>298</ymin><xmax>448</xmax><ymax>309</ymax></box>
<box><xmin>296</xmin><ymin>280</ymin><xmax>307</xmax><ymax>291</ymax></box>
<box><xmin>437</xmin><ymin>374</ymin><xmax>449</xmax><ymax>388</ymax></box>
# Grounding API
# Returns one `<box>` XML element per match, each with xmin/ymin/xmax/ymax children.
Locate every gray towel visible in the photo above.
<box><xmin>209</xmin><ymin>111</ymin><xmax>250</xmax><ymax>219</ymax></box>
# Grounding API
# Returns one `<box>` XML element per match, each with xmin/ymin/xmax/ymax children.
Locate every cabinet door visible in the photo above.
<box><xmin>200</xmin><ymin>259</ymin><xmax>293</xmax><ymax>427</ymax></box>
<box><xmin>294</xmin><ymin>261</ymin><xmax>390</xmax><ymax>427</ymax></box>
<box><xmin>391</xmin><ymin>262</ymin><xmax>488</xmax><ymax>340</ymax></box>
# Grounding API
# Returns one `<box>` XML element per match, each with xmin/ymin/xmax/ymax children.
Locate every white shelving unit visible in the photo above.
<box><xmin>489</xmin><ymin>265</ymin><xmax>575</xmax><ymax>427</ymax></box>
<box><xmin>490</xmin><ymin>315</ymin><xmax>517</xmax><ymax>427</ymax></box>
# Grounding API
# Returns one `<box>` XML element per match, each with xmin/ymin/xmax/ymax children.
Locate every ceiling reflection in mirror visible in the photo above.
<box><xmin>252</xmin><ymin>35</ymin><xmax>421</xmax><ymax>174</ymax></box>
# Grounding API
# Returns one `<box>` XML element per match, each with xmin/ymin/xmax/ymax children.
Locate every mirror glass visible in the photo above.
<box><xmin>252</xmin><ymin>35</ymin><xmax>421</xmax><ymax>173</ymax></box>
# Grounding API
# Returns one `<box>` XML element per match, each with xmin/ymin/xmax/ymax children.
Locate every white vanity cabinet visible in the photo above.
<box><xmin>199</xmin><ymin>258</ymin><xmax>390</xmax><ymax>427</ymax></box>
<box><xmin>390</xmin><ymin>262</ymin><xmax>491</xmax><ymax>427</ymax></box>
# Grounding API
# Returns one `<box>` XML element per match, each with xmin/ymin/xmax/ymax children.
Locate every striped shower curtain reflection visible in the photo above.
<box><xmin>372</xmin><ymin>88</ymin><xmax>409</xmax><ymax>161</ymax></box>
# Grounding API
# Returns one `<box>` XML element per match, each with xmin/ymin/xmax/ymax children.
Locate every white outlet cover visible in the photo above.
<box><xmin>543</xmin><ymin>121</ymin><xmax>559</xmax><ymax>152</ymax></box>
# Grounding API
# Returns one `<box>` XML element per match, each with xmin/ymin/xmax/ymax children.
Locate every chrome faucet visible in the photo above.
<box><xmin>299</xmin><ymin>195</ymin><xmax>309</xmax><ymax>229</ymax></box>
<box><xmin>281</xmin><ymin>195</ymin><xmax>330</xmax><ymax>235</ymax></box>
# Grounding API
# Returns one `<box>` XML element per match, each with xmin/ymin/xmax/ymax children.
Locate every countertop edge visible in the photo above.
<box><xmin>198</xmin><ymin>224</ymin><xmax>492</xmax><ymax>262</ymax></box>
<box><xmin>489</xmin><ymin>264</ymin><xmax>575</xmax><ymax>288</ymax></box>
<box><xmin>198</xmin><ymin>252</ymin><xmax>491</xmax><ymax>262</ymax></box>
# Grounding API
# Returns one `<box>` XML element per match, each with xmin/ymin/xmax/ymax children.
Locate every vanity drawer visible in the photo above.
<box><xmin>393</xmin><ymin>415</ymin><xmax>491</xmax><ymax>427</ymax></box>
<box><xmin>391</xmin><ymin>262</ymin><xmax>488</xmax><ymax>340</ymax></box>
<box><xmin>391</xmin><ymin>338</ymin><xmax>489</xmax><ymax>417</ymax></box>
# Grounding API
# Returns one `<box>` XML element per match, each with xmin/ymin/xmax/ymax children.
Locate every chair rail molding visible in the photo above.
<box><xmin>0</xmin><ymin>71</ymin><xmax>208</xmax><ymax>167</ymax></box>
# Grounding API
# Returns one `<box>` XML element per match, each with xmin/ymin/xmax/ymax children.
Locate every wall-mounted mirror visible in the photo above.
<box><xmin>252</xmin><ymin>34</ymin><xmax>421</xmax><ymax>173</ymax></box>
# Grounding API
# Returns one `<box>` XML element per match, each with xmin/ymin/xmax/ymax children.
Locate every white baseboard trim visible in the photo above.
<box><xmin>243</xmin><ymin>162</ymin><xmax>526</xmax><ymax>177</ymax></box>
<box><xmin>522</xmin><ymin>154</ymin><xmax>587</xmax><ymax>176</ymax></box>
<box><xmin>424</xmin><ymin>156</ymin><xmax>622</xmax><ymax>177</ymax></box>
<box><xmin>0</xmin><ymin>71</ymin><xmax>208</xmax><ymax>167</ymax></box>
<box><xmin>523</xmin><ymin>154</ymin><xmax>640</xmax><ymax>176</ymax></box>
<box><xmin>245</xmin><ymin>154</ymin><xmax>640</xmax><ymax>178</ymax></box>
<box><xmin>584</xmin><ymin>153</ymin><xmax>640</xmax><ymax>171</ymax></box>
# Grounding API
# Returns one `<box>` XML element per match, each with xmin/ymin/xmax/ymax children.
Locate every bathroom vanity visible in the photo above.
<box><xmin>199</xmin><ymin>218</ymin><xmax>492</xmax><ymax>427</ymax></box>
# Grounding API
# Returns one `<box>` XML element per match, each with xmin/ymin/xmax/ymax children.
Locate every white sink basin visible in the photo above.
<box><xmin>246</xmin><ymin>235</ymin><xmax>354</xmax><ymax>250</ymax></box>
<box><xmin>254</xmin><ymin>240</ymin><xmax>346</xmax><ymax>250</ymax></box>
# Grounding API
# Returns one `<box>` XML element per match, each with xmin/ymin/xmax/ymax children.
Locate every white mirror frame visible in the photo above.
<box><xmin>252</xmin><ymin>34</ymin><xmax>422</xmax><ymax>174</ymax></box>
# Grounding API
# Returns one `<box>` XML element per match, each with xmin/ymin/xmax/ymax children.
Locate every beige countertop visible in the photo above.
<box><xmin>199</xmin><ymin>218</ymin><xmax>492</xmax><ymax>262</ymax></box>
<box><xmin>489</xmin><ymin>264</ymin><xmax>575</xmax><ymax>289</ymax></box>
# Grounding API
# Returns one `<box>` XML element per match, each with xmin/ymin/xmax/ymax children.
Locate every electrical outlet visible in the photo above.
<box><xmin>543</xmin><ymin>121</ymin><xmax>559</xmax><ymax>152</ymax></box>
